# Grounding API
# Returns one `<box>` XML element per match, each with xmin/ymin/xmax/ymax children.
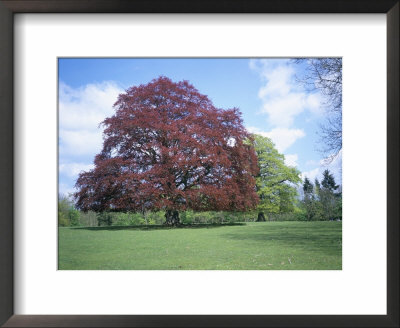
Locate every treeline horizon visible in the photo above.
<box><xmin>58</xmin><ymin>167</ymin><xmax>342</xmax><ymax>227</ymax></box>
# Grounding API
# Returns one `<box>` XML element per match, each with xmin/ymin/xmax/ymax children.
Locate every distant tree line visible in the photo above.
<box><xmin>301</xmin><ymin>169</ymin><xmax>342</xmax><ymax>221</ymax></box>
<box><xmin>59</xmin><ymin>164</ymin><xmax>342</xmax><ymax>227</ymax></box>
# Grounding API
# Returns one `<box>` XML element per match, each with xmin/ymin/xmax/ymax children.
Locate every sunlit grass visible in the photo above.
<box><xmin>58</xmin><ymin>221</ymin><xmax>341</xmax><ymax>270</ymax></box>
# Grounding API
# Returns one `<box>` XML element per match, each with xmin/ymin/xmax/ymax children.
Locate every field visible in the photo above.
<box><xmin>58</xmin><ymin>221</ymin><xmax>342</xmax><ymax>270</ymax></box>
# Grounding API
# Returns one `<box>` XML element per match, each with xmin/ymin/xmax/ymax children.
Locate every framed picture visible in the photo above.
<box><xmin>0</xmin><ymin>0</ymin><xmax>398</xmax><ymax>327</ymax></box>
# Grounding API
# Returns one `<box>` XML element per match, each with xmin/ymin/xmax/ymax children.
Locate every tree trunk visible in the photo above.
<box><xmin>165</xmin><ymin>210</ymin><xmax>180</xmax><ymax>226</ymax></box>
<box><xmin>257</xmin><ymin>212</ymin><xmax>266</xmax><ymax>222</ymax></box>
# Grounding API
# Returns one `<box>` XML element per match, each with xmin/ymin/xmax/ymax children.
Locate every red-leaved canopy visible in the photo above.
<box><xmin>74</xmin><ymin>77</ymin><xmax>258</xmax><ymax>223</ymax></box>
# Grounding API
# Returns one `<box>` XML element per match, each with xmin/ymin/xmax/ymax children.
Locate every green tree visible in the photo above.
<box><xmin>319</xmin><ymin>169</ymin><xmax>340</xmax><ymax>220</ymax></box>
<box><xmin>321</xmin><ymin>169</ymin><xmax>339</xmax><ymax>191</ymax></box>
<box><xmin>314</xmin><ymin>178</ymin><xmax>321</xmax><ymax>198</ymax></box>
<box><xmin>97</xmin><ymin>212</ymin><xmax>114</xmax><ymax>226</ymax></box>
<box><xmin>69</xmin><ymin>208</ymin><xmax>80</xmax><ymax>226</ymax></box>
<box><xmin>58</xmin><ymin>194</ymin><xmax>81</xmax><ymax>226</ymax></box>
<box><xmin>252</xmin><ymin>134</ymin><xmax>301</xmax><ymax>221</ymax></box>
<box><xmin>334</xmin><ymin>186</ymin><xmax>343</xmax><ymax>220</ymax></box>
<box><xmin>302</xmin><ymin>177</ymin><xmax>316</xmax><ymax>220</ymax></box>
<box><xmin>303</xmin><ymin>177</ymin><xmax>313</xmax><ymax>197</ymax></box>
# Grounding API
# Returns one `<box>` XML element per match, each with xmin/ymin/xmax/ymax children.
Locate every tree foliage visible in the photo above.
<box><xmin>321</xmin><ymin>169</ymin><xmax>339</xmax><ymax>191</ymax></box>
<box><xmin>301</xmin><ymin>169</ymin><xmax>341</xmax><ymax>221</ymax></box>
<box><xmin>58</xmin><ymin>194</ymin><xmax>80</xmax><ymax>226</ymax></box>
<box><xmin>302</xmin><ymin>177</ymin><xmax>320</xmax><ymax>221</ymax></box>
<box><xmin>319</xmin><ymin>169</ymin><xmax>340</xmax><ymax>220</ymax></box>
<box><xmin>74</xmin><ymin>77</ymin><xmax>259</xmax><ymax>224</ymax></box>
<box><xmin>303</xmin><ymin>177</ymin><xmax>313</xmax><ymax>197</ymax></box>
<box><xmin>251</xmin><ymin>134</ymin><xmax>301</xmax><ymax>221</ymax></box>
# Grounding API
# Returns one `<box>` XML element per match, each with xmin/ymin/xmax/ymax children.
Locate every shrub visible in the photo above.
<box><xmin>147</xmin><ymin>211</ymin><xmax>166</xmax><ymax>225</ymax></box>
<box><xmin>69</xmin><ymin>208</ymin><xmax>81</xmax><ymax>226</ymax></box>
<box><xmin>130</xmin><ymin>214</ymin><xmax>146</xmax><ymax>225</ymax></box>
<box><xmin>97</xmin><ymin>212</ymin><xmax>113</xmax><ymax>226</ymax></box>
<box><xmin>112</xmin><ymin>212</ymin><xmax>131</xmax><ymax>226</ymax></box>
<box><xmin>79</xmin><ymin>211</ymin><xmax>98</xmax><ymax>227</ymax></box>
<box><xmin>58</xmin><ymin>212</ymin><xmax>69</xmax><ymax>227</ymax></box>
<box><xmin>58</xmin><ymin>194</ymin><xmax>81</xmax><ymax>226</ymax></box>
<box><xmin>181</xmin><ymin>210</ymin><xmax>194</xmax><ymax>224</ymax></box>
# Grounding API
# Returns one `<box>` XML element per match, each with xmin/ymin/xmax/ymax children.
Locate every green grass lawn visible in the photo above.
<box><xmin>58</xmin><ymin>221</ymin><xmax>341</xmax><ymax>270</ymax></box>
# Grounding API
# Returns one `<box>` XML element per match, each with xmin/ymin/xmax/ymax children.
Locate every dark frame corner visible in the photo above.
<box><xmin>0</xmin><ymin>1</ymin><xmax>398</xmax><ymax>327</ymax></box>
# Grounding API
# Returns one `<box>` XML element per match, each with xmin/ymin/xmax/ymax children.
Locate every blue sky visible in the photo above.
<box><xmin>58</xmin><ymin>58</ymin><xmax>341</xmax><ymax>196</ymax></box>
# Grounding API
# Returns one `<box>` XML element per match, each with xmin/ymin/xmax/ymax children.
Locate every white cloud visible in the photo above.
<box><xmin>284</xmin><ymin>154</ymin><xmax>298</xmax><ymax>168</ymax></box>
<box><xmin>249</xmin><ymin>58</ymin><xmax>290</xmax><ymax>77</ymax></box>
<box><xmin>258</xmin><ymin>64</ymin><xmax>294</xmax><ymax>98</ymax></box>
<box><xmin>59</xmin><ymin>81</ymin><xmax>124</xmax><ymax>157</ymax></box>
<box><xmin>266</xmin><ymin>128</ymin><xmax>305</xmax><ymax>153</ymax></box>
<box><xmin>250</xmin><ymin>59</ymin><xmax>323</xmax><ymax>127</ymax></box>
<box><xmin>301</xmin><ymin>150</ymin><xmax>342</xmax><ymax>184</ymax></box>
<box><xmin>59</xmin><ymin>183</ymin><xmax>77</xmax><ymax>197</ymax></box>
<box><xmin>247</xmin><ymin>126</ymin><xmax>305</xmax><ymax>153</ymax></box>
<box><xmin>306</xmin><ymin>93</ymin><xmax>324</xmax><ymax>115</ymax></box>
<box><xmin>261</xmin><ymin>93</ymin><xmax>309</xmax><ymax>127</ymax></box>
<box><xmin>59</xmin><ymin>162</ymin><xmax>94</xmax><ymax>178</ymax></box>
<box><xmin>59</xmin><ymin>129</ymin><xmax>104</xmax><ymax>156</ymax></box>
<box><xmin>301</xmin><ymin>168</ymin><xmax>320</xmax><ymax>182</ymax></box>
<box><xmin>248</xmin><ymin>59</ymin><xmax>320</xmax><ymax>159</ymax></box>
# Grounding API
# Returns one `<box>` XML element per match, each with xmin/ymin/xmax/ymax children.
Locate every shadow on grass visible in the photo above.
<box><xmin>72</xmin><ymin>222</ymin><xmax>246</xmax><ymax>231</ymax></box>
<box><xmin>221</xmin><ymin>224</ymin><xmax>342</xmax><ymax>255</ymax></box>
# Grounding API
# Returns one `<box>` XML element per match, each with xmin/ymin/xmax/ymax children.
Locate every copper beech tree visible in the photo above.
<box><xmin>74</xmin><ymin>77</ymin><xmax>259</xmax><ymax>225</ymax></box>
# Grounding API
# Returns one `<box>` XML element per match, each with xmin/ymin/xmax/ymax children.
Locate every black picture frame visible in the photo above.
<box><xmin>0</xmin><ymin>1</ymin><xmax>398</xmax><ymax>327</ymax></box>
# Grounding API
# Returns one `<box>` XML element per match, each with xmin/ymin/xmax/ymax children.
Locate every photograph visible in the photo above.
<box><xmin>58</xmin><ymin>58</ymin><xmax>342</xmax><ymax>270</ymax></box>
